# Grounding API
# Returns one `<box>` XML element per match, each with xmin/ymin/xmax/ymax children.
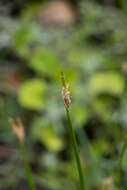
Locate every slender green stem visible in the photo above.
<box><xmin>117</xmin><ymin>140</ymin><xmax>127</xmax><ymax>188</ymax></box>
<box><xmin>65</xmin><ymin>108</ymin><xmax>85</xmax><ymax>190</ymax></box>
<box><xmin>118</xmin><ymin>141</ymin><xmax>127</xmax><ymax>171</ymax></box>
<box><xmin>20</xmin><ymin>143</ymin><xmax>36</xmax><ymax>190</ymax></box>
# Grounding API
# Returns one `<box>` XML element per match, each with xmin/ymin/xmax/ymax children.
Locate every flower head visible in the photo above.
<box><xmin>61</xmin><ymin>72</ymin><xmax>71</xmax><ymax>108</ymax></box>
<box><xmin>11</xmin><ymin>117</ymin><xmax>25</xmax><ymax>144</ymax></box>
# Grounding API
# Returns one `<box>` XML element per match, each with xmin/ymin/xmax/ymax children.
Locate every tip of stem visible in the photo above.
<box><xmin>61</xmin><ymin>71</ymin><xmax>66</xmax><ymax>87</ymax></box>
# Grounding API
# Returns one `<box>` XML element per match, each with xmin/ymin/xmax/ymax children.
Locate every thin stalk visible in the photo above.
<box><xmin>65</xmin><ymin>108</ymin><xmax>85</xmax><ymax>190</ymax></box>
<box><xmin>20</xmin><ymin>143</ymin><xmax>36</xmax><ymax>190</ymax></box>
<box><xmin>118</xmin><ymin>141</ymin><xmax>127</xmax><ymax>172</ymax></box>
<box><xmin>117</xmin><ymin>140</ymin><xmax>127</xmax><ymax>188</ymax></box>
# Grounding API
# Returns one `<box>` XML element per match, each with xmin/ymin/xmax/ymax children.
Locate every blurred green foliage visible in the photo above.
<box><xmin>1</xmin><ymin>0</ymin><xmax>127</xmax><ymax>189</ymax></box>
<box><xmin>19</xmin><ymin>79</ymin><xmax>47</xmax><ymax>109</ymax></box>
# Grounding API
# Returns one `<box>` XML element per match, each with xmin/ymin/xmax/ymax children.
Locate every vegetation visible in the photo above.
<box><xmin>1</xmin><ymin>0</ymin><xmax>127</xmax><ymax>189</ymax></box>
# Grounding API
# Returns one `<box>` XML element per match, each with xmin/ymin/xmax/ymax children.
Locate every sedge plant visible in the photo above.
<box><xmin>11</xmin><ymin>118</ymin><xmax>36</xmax><ymax>190</ymax></box>
<box><xmin>117</xmin><ymin>135</ymin><xmax>127</xmax><ymax>187</ymax></box>
<box><xmin>61</xmin><ymin>72</ymin><xmax>85</xmax><ymax>190</ymax></box>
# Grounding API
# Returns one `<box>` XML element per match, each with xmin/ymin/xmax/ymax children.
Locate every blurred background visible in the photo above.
<box><xmin>1</xmin><ymin>0</ymin><xmax>127</xmax><ymax>189</ymax></box>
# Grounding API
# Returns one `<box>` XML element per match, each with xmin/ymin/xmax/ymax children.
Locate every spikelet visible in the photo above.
<box><xmin>11</xmin><ymin>118</ymin><xmax>25</xmax><ymax>144</ymax></box>
<box><xmin>61</xmin><ymin>72</ymin><xmax>71</xmax><ymax>108</ymax></box>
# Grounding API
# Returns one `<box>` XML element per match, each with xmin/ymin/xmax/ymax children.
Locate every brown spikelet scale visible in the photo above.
<box><xmin>61</xmin><ymin>72</ymin><xmax>71</xmax><ymax>108</ymax></box>
<box><xmin>11</xmin><ymin>118</ymin><xmax>25</xmax><ymax>144</ymax></box>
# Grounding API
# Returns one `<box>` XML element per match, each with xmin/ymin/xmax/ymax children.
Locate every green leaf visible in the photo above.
<box><xmin>29</xmin><ymin>48</ymin><xmax>60</xmax><ymax>78</ymax></box>
<box><xmin>71</xmin><ymin>105</ymin><xmax>89</xmax><ymax>128</ymax></box>
<box><xmin>88</xmin><ymin>72</ymin><xmax>125</xmax><ymax>96</ymax></box>
<box><xmin>31</xmin><ymin>118</ymin><xmax>64</xmax><ymax>152</ymax></box>
<box><xmin>18</xmin><ymin>79</ymin><xmax>46</xmax><ymax>110</ymax></box>
<box><xmin>14</xmin><ymin>23</ymin><xmax>34</xmax><ymax>57</ymax></box>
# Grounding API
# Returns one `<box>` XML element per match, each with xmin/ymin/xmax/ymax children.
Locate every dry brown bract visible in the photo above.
<box><xmin>11</xmin><ymin>118</ymin><xmax>25</xmax><ymax>144</ymax></box>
